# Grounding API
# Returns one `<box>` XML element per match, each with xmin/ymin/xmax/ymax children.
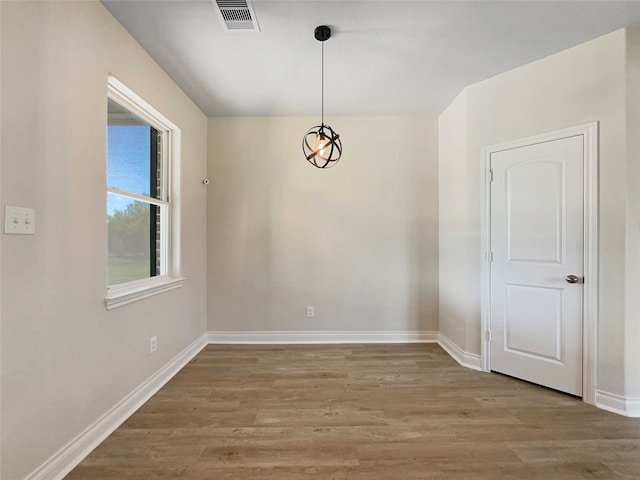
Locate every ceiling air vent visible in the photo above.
<box><xmin>213</xmin><ymin>0</ymin><xmax>260</xmax><ymax>32</ymax></box>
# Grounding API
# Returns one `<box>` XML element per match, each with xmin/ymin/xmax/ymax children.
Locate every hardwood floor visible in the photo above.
<box><xmin>66</xmin><ymin>344</ymin><xmax>640</xmax><ymax>479</ymax></box>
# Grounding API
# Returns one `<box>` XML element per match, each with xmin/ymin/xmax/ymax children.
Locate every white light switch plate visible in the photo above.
<box><xmin>4</xmin><ymin>206</ymin><xmax>36</xmax><ymax>235</ymax></box>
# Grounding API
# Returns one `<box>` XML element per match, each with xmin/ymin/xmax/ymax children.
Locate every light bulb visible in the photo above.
<box><xmin>313</xmin><ymin>133</ymin><xmax>329</xmax><ymax>159</ymax></box>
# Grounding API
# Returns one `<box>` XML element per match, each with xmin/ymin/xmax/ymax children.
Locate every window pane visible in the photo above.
<box><xmin>107</xmin><ymin>126</ymin><xmax>159</xmax><ymax>198</ymax></box>
<box><xmin>107</xmin><ymin>99</ymin><xmax>161</xmax><ymax>199</ymax></box>
<box><xmin>107</xmin><ymin>194</ymin><xmax>161</xmax><ymax>286</ymax></box>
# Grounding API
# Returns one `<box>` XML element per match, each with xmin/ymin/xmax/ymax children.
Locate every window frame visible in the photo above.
<box><xmin>104</xmin><ymin>76</ymin><xmax>183</xmax><ymax>310</ymax></box>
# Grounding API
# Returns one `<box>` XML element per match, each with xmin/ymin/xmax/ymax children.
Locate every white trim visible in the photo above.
<box><xmin>582</xmin><ymin>123</ymin><xmax>599</xmax><ymax>406</ymax></box>
<box><xmin>206</xmin><ymin>331</ymin><xmax>485</xmax><ymax>372</ymax></box>
<box><xmin>105</xmin><ymin>75</ymin><xmax>183</xmax><ymax>307</ymax></box>
<box><xmin>207</xmin><ymin>330</ymin><xmax>439</xmax><ymax>344</ymax></box>
<box><xmin>480</xmin><ymin>134</ymin><xmax>492</xmax><ymax>373</ymax></box>
<box><xmin>480</xmin><ymin>122</ymin><xmax>599</xmax><ymax>405</ymax></box>
<box><xmin>169</xmin><ymin>130</ymin><xmax>181</xmax><ymax>278</ymax></box>
<box><xmin>104</xmin><ymin>276</ymin><xmax>185</xmax><ymax>310</ymax></box>
<box><xmin>107</xmin><ymin>76</ymin><xmax>179</xmax><ymax>133</ymax></box>
<box><xmin>595</xmin><ymin>390</ymin><xmax>640</xmax><ymax>417</ymax></box>
<box><xmin>24</xmin><ymin>334</ymin><xmax>208</xmax><ymax>480</ymax></box>
<box><xmin>437</xmin><ymin>333</ymin><xmax>483</xmax><ymax>371</ymax></box>
<box><xmin>106</xmin><ymin>187</ymin><xmax>169</xmax><ymax>208</ymax></box>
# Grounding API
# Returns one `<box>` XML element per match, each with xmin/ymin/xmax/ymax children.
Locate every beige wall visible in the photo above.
<box><xmin>438</xmin><ymin>90</ymin><xmax>468</xmax><ymax>348</ymax></box>
<box><xmin>207</xmin><ymin>116</ymin><xmax>439</xmax><ymax>334</ymax></box>
<box><xmin>0</xmin><ymin>2</ymin><xmax>208</xmax><ymax>479</ymax></box>
<box><xmin>438</xmin><ymin>28</ymin><xmax>638</xmax><ymax>398</ymax></box>
<box><xmin>625</xmin><ymin>28</ymin><xmax>640</xmax><ymax>399</ymax></box>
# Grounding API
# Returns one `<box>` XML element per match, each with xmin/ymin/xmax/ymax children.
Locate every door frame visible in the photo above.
<box><xmin>480</xmin><ymin>122</ymin><xmax>599</xmax><ymax>405</ymax></box>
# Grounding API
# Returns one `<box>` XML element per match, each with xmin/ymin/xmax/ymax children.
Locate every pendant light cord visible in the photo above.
<box><xmin>321</xmin><ymin>39</ymin><xmax>324</xmax><ymax>126</ymax></box>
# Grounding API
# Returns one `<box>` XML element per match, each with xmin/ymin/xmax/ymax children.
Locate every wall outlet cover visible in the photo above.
<box><xmin>4</xmin><ymin>206</ymin><xmax>36</xmax><ymax>235</ymax></box>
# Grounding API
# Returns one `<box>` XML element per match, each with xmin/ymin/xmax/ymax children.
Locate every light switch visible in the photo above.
<box><xmin>4</xmin><ymin>206</ymin><xmax>36</xmax><ymax>235</ymax></box>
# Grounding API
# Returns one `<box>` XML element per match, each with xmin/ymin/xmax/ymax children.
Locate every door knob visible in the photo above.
<box><xmin>565</xmin><ymin>275</ymin><xmax>583</xmax><ymax>284</ymax></box>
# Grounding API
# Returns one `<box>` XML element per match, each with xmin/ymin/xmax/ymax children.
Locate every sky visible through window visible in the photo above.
<box><xmin>107</xmin><ymin>126</ymin><xmax>151</xmax><ymax>215</ymax></box>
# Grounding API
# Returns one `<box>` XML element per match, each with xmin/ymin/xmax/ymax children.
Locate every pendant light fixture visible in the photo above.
<box><xmin>302</xmin><ymin>25</ymin><xmax>342</xmax><ymax>169</ymax></box>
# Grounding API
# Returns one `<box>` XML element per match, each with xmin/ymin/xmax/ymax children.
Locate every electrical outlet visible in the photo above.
<box><xmin>307</xmin><ymin>306</ymin><xmax>315</xmax><ymax>318</ymax></box>
<box><xmin>150</xmin><ymin>336</ymin><xmax>157</xmax><ymax>354</ymax></box>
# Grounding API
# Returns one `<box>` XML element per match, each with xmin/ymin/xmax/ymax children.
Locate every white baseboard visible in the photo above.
<box><xmin>595</xmin><ymin>390</ymin><xmax>640</xmax><ymax>417</ymax></box>
<box><xmin>437</xmin><ymin>333</ymin><xmax>483</xmax><ymax>371</ymax></box>
<box><xmin>206</xmin><ymin>331</ymin><xmax>484</xmax><ymax>372</ymax></box>
<box><xmin>207</xmin><ymin>330</ymin><xmax>439</xmax><ymax>344</ymax></box>
<box><xmin>25</xmin><ymin>333</ymin><xmax>208</xmax><ymax>480</ymax></box>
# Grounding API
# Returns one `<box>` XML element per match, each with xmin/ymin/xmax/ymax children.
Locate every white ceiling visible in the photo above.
<box><xmin>102</xmin><ymin>1</ymin><xmax>640</xmax><ymax>117</ymax></box>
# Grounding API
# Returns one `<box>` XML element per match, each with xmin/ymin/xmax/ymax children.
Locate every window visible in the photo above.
<box><xmin>105</xmin><ymin>77</ymin><xmax>183</xmax><ymax>309</ymax></box>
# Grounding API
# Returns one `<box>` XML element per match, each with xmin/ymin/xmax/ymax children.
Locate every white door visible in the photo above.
<box><xmin>489</xmin><ymin>135</ymin><xmax>584</xmax><ymax>396</ymax></box>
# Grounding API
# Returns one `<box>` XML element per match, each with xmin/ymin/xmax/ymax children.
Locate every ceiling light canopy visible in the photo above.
<box><xmin>302</xmin><ymin>25</ymin><xmax>342</xmax><ymax>169</ymax></box>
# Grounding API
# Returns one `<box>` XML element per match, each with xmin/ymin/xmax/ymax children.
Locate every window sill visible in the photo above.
<box><xmin>105</xmin><ymin>276</ymin><xmax>185</xmax><ymax>310</ymax></box>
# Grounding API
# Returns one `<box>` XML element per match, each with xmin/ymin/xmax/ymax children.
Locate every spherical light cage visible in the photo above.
<box><xmin>302</xmin><ymin>124</ymin><xmax>342</xmax><ymax>169</ymax></box>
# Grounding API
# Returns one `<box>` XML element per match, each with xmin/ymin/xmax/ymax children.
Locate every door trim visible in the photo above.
<box><xmin>480</xmin><ymin>123</ymin><xmax>599</xmax><ymax>405</ymax></box>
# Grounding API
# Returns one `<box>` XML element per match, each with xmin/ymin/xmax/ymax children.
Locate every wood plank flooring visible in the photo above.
<box><xmin>66</xmin><ymin>344</ymin><xmax>640</xmax><ymax>479</ymax></box>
